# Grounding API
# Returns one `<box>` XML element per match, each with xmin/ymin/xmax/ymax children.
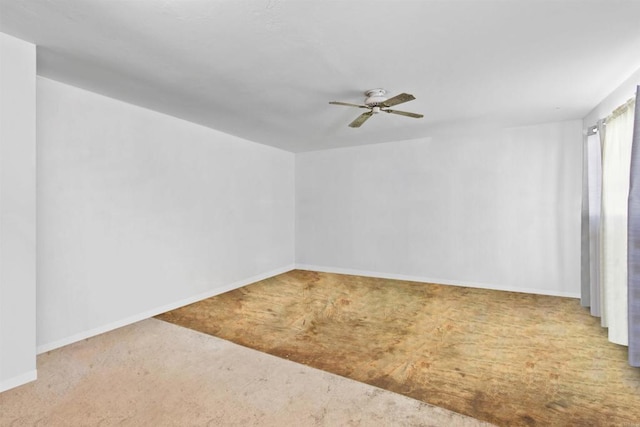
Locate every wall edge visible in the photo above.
<box><xmin>295</xmin><ymin>264</ymin><xmax>580</xmax><ymax>299</ymax></box>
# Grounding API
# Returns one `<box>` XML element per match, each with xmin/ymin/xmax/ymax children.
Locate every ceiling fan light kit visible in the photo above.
<box><xmin>329</xmin><ymin>88</ymin><xmax>424</xmax><ymax>128</ymax></box>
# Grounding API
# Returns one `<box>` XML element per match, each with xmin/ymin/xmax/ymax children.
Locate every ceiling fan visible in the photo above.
<box><xmin>329</xmin><ymin>89</ymin><xmax>424</xmax><ymax>128</ymax></box>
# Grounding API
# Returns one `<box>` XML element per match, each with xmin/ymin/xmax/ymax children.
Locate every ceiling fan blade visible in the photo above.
<box><xmin>349</xmin><ymin>111</ymin><xmax>374</xmax><ymax>128</ymax></box>
<box><xmin>380</xmin><ymin>93</ymin><xmax>415</xmax><ymax>107</ymax></box>
<box><xmin>329</xmin><ymin>101</ymin><xmax>369</xmax><ymax>108</ymax></box>
<box><xmin>384</xmin><ymin>109</ymin><xmax>424</xmax><ymax>119</ymax></box>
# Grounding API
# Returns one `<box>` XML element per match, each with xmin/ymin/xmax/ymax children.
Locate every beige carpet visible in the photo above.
<box><xmin>0</xmin><ymin>318</ymin><xmax>488</xmax><ymax>426</ymax></box>
<box><xmin>157</xmin><ymin>270</ymin><xmax>640</xmax><ymax>427</ymax></box>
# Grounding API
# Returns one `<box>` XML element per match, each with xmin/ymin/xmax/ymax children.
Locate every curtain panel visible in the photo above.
<box><xmin>581</xmin><ymin>129</ymin><xmax>603</xmax><ymax>316</ymax></box>
<box><xmin>628</xmin><ymin>87</ymin><xmax>640</xmax><ymax>366</ymax></box>
<box><xmin>601</xmin><ymin>97</ymin><xmax>635</xmax><ymax>345</ymax></box>
<box><xmin>588</xmin><ymin>130</ymin><xmax>603</xmax><ymax>318</ymax></box>
<box><xmin>581</xmin><ymin>95</ymin><xmax>637</xmax><ymax>361</ymax></box>
<box><xmin>581</xmin><ymin>133</ymin><xmax>590</xmax><ymax>307</ymax></box>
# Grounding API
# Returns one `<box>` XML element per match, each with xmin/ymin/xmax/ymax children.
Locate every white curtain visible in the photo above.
<box><xmin>587</xmin><ymin>130</ymin><xmax>602</xmax><ymax>317</ymax></box>
<box><xmin>628</xmin><ymin>87</ymin><xmax>640</xmax><ymax>366</ymax></box>
<box><xmin>601</xmin><ymin>98</ymin><xmax>635</xmax><ymax>345</ymax></box>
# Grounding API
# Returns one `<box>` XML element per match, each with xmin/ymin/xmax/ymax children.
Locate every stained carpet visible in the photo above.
<box><xmin>156</xmin><ymin>270</ymin><xmax>640</xmax><ymax>426</ymax></box>
<box><xmin>1</xmin><ymin>319</ymin><xmax>486</xmax><ymax>426</ymax></box>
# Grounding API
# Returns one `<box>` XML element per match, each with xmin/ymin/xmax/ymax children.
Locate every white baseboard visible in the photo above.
<box><xmin>37</xmin><ymin>264</ymin><xmax>295</xmax><ymax>354</ymax></box>
<box><xmin>294</xmin><ymin>264</ymin><xmax>580</xmax><ymax>299</ymax></box>
<box><xmin>0</xmin><ymin>369</ymin><xmax>37</xmax><ymax>393</ymax></box>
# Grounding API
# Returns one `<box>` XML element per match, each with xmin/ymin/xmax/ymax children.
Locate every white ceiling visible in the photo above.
<box><xmin>2</xmin><ymin>0</ymin><xmax>640</xmax><ymax>152</ymax></box>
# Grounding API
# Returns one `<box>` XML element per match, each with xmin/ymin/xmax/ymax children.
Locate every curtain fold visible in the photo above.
<box><xmin>581</xmin><ymin>133</ymin><xmax>591</xmax><ymax>307</ymax></box>
<box><xmin>628</xmin><ymin>86</ymin><xmax>640</xmax><ymax>366</ymax></box>
<box><xmin>581</xmin><ymin>129</ymin><xmax>603</xmax><ymax>315</ymax></box>
<box><xmin>601</xmin><ymin>98</ymin><xmax>635</xmax><ymax>345</ymax></box>
<box><xmin>587</xmin><ymin>131</ymin><xmax>602</xmax><ymax>317</ymax></box>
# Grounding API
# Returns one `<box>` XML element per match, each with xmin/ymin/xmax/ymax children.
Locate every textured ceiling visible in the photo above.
<box><xmin>2</xmin><ymin>0</ymin><xmax>640</xmax><ymax>152</ymax></box>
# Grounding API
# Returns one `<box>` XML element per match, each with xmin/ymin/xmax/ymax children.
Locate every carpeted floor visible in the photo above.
<box><xmin>0</xmin><ymin>318</ymin><xmax>486</xmax><ymax>426</ymax></box>
<box><xmin>157</xmin><ymin>270</ymin><xmax>640</xmax><ymax>427</ymax></box>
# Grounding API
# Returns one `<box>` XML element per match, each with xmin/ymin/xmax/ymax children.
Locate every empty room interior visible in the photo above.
<box><xmin>2</xmin><ymin>1</ymin><xmax>640</xmax><ymax>426</ymax></box>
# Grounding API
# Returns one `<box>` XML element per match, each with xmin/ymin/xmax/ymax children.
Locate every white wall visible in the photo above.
<box><xmin>296</xmin><ymin>120</ymin><xmax>583</xmax><ymax>297</ymax></box>
<box><xmin>0</xmin><ymin>33</ymin><xmax>37</xmax><ymax>391</ymax></box>
<box><xmin>37</xmin><ymin>78</ymin><xmax>295</xmax><ymax>351</ymax></box>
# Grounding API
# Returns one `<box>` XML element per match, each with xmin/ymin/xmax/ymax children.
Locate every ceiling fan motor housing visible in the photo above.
<box><xmin>364</xmin><ymin>88</ymin><xmax>388</xmax><ymax>107</ymax></box>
